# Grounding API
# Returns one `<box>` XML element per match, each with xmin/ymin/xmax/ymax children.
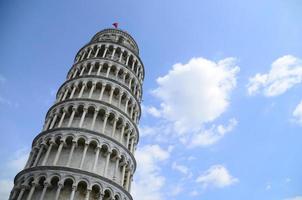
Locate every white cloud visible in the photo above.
<box><xmin>188</xmin><ymin>118</ymin><xmax>237</xmax><ymax>147</ymax></box>
<box><xmin>132</xmin><ymin>145</ymin><xmax>170</xmax><ymax>200</ymax></box>
<box><xmin>293</xmin><ymin>101</ymin><xmax>302</xmax><ymax>124</ymax></box>
<box><xmin>196</xmin><ymin>165</ymin><xmax>238</xmax><ymax>189</ymax></box>
<box><xmin>145</xmin><ymin>106</ymin><xmax>162</xmax><ymax>118</ymax></box>
<box><xmin>147</xmin><ymin>57</ymin><xmax>239</xmax><ymax>147</ymax></box>
<box><xmin>153</xmin><ymin>57</ymin><xmax>239</xmax><ymax>133</ymax></box>
<box><xmin>247</xmin><ymin>55</ymin><xmax>302</xmax><ymax>96</ymax></box>
<box><xmin>284</xmin><ymin>196</ymin><xmax>302</xmax><ymax>200</ymax></box>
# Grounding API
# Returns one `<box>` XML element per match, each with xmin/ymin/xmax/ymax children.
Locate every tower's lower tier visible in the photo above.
<box><xmin>10</xmin><ymin>166</ymin><xmax>133</xmax><ymax>200</ymax></box>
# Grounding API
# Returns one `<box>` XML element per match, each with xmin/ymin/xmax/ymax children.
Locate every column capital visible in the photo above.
<box><xmin>104</xmin><ymin>111</ymin><xmax>110</xmax><ymax>116</ymax></box>
<box><xmin>71</xmin><ymin>184</ymin><xmax>77</xmax><ymax>190</ymax></box>
<box><xmin>43</xmin><ymin>181</ymin><xmax>50</xmax><ymax>187</ymax></box>
<box><xmin>57</xmin><ymin>181</ymin><xmax>64</xmax><ymax>188</ymax></box>
<box><xmin>105</xmin><ymin>149</ymin><xmax>112</xmax><ymax>155</ymax></box>
<box><xmin>83</xmin><ymin>107</ymin><xmax>88</xmax><ymax>112</ymax></box>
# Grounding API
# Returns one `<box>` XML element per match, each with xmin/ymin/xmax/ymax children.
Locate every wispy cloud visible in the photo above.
<box><xmin>0</xmin><ymin>148</ymin><xmax>29</xmax><ymax>200</ymax></box>
<box><xmin>0</xmin><ymin>74</ymin><xmax>6</xmax><ymax>84</ymax></box>
<box><xmin>196</xmin><ymin>165</ymin><xmax>238</xmax><ymax>189</ymax></box>
<box><xmin>284</xmin><ymin>196</ymin><xmax>302</xmax><ymax>200</ymax></box>
<box><xmin>247</xmin><ymin>55</ymin><xmax>302</xmax><ymax>97</ymax></box>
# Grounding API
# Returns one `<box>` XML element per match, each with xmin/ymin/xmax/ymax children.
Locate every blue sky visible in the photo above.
<box><xmin>0</xmin><ymin>0</ymin><xmax>302</xmax><ymax>199</ymax></box>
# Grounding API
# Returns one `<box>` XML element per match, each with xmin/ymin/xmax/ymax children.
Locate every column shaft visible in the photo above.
<box><xmin>79</xmin><ymin>144</ymin><xmax>88</xmax><ymax>169</ymax></box>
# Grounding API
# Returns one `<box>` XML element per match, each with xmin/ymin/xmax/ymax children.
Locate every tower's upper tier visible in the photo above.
<box><xmin>90</xmin><ymin>28</ymin><xmax>139</xmax><ymax>55</ymax></box>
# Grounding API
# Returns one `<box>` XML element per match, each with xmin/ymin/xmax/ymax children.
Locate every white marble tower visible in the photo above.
<box><xmin>9</xmin><ymin>28</ymin><xmax>144</xmax><ymax>200</ymax></box>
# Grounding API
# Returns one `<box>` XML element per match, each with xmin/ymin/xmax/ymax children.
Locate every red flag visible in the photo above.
<box><xmin>112</xmin><ymin>22</ymin><xmax>118</xmax><ymax>29</ymax></box>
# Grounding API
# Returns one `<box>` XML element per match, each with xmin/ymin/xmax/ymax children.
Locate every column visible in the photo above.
<box><xmin>106</xmin><ymin>65</ymin><xmax>111</xmax><ymax>77</ymax></box>
<box><xmin>125</xmin><ymin>170</ymin><xmax>131</xmax><ymax>190</ymax></box>
<box><xmin>118</xmin><ymin>93</ymin><xmax>123</xmax><ymax>108</ymax></box>
<box><xmin>42</xmin><ymin>141</ymin><xmax>54</xmax><ymax>165</ymax></box>
<box><xmin>96</xmin><ymin>63</ymin><xmax>103</xmax><ymax>75</ymax></box>
<box><xmin>133</xmin><ymin>85</ymin><xmax>137</xmax><ymax>95</ymax></box>
<box><xmin>119</xmin><ymin>50</ymin><xmax>124</xmax><ymax>62</ymax></box>
<box><xmin>88</xmin><ymin>63</ymin><xmax>94</xmax><ymax>75</ymax></box>
<box><xmin>109</xmin><ymin>87</ymin><xmax>115</xmax><ymax>103</ymax></box>
<box><xmin>115</xmin><ymin>67</ymin><xmax>120</xmax><ymax>79</ymax></box>
<box><xmin>98</xmin><ymin>83</ymin><xmax>106</xmax><ymax>101</ymax></box>
<box><xmin>10</xmin><ymin>187</ymin><xmax>18</xmax><ymax>200</ymax></box>
<box><xmin>80</xmin><ymin>51</ymin><xmax>86</xmax><ymax>61</ymax></box>
<box><xmin>66</xmin><ymin>140</ymin><xmax>77</xmax><ymax>167</ymax></box>
<box><xmin>49</xmin><ymin>113</ymin><xmax>58</xmax><ymax>129</ymax></box>
<box><xmin>124</xmin><ymin>97</ymin><xmax>130</xmax><ymax>113</ymax></box>
<box><xmin>26</xmin><ymin>182</ymin><xmax>36</xmax><ymax>200</ymax></box>
<box><xmin>80</xmin><ymin>65</ymin><xmax>86</xmax><ymax>76</ymax></box>
<box><xmin>69</xmin><ymin>86</ymin><xmax>77</xmax><ymax>99</ymax></box>
<box><xmin>122</xmin><ymin>72</ymin><xmax>126</xmax><ymax>82</ymax></box>
<box><xmin>119</xmin><ymin>123</ymin><xmax>126</xmax><ymax>143</ymax></box>
<box><xmin>79</xmin><ymin>142</ymin><xmax>89</xmax><ymax>169</ymax></box>
<box><xmin>53</xmin><ymin>140</ymin><xmax>64</xmax><ymax>165</ymax></box>
<box><xmin>67</xmin><ymin>108</ymin><xmax>76</xmax><ymax>127</ymax></box>
<box><xmin>98</xmin><ymin>193</ymin><xmax>104</xmax><ymax>200</ymax></box>
<box><xmin>131</xmin><ymin>59</ymin><xmax>136</xmax><ymax>71</ymax></box>
<box><xmin>92</xmin><ymin>146</ymin><xmax>100</xmax><ymax>172</ymax></box>
<box><xmin>111</xmin><ymin>117</ymin><xmax>118</xmax><ymax>137</ymax></box>
<box><xmin>33</xmin><ymin>144</ymin><xmax>45</xmax><ymax>167</ymax></box>
<box><xmin>90</xmin><ymin>109</ymin><xmax>99</xmax><ymax>130</ymax></box>
<box><xmin>39</xmin><ymin>182</ymin><xmax>49</xmax><ymax>200</ymax></box>
<box><xmin>126</xmin><ymin>55</ymin><xmax>130</xmax><ymax>66</ymax></box>
<box><xmin>69</xmin><ymin>185</ymin><xmax>77</xmax><ymax>200</ymax></box>
<box><xmin>62</xmin><ymin>88</ymin><xmax>69</xmax><ymax>101</ymax></box>
<box><xmin>88</xmin><ymin>82</ymin><xmax>96</xmax><ymax>98</ymax></box>
<box><xmin>54</xmin><ymin>182</ymin><xmax>63</xmax><ymax>200</ymax></box>
<box><xmin>58</xmin><ymin>109</ymin><xmax>66</xmax><ymax>127</ymax></box>
<box><xmin>79</xmin><ymin>108</ymin><xmax>88</xmax><ymax>128</ymax></box>
<box><xmin>126</xmin><ymin>130</ymin><xmax>132</xmax><ymax>148</ymax></box>
<box><xmin>130</xmin><ymin>137</ymin><xmax>135</xmax><ymax>153</ymax></box>
<box><xmin>136</xmin><ymin>65</ymin><xmax>140</xmax><ymax>75</ymax></box>
<box><xmin>130</xmin><ymin>105</ymin><xmax>134</xmax><ymax>117</ymax></box>
<box><xmin>78</xmin><ymin>82</ymin><xmax>86</xmax><ymax>98</ymax></box>
<box><xmin>128</xmin><ymin>78</ymin><xmax>133</xmax><ymax>88</ymax></box>
<box><xmin>94</xmin><ymin>46</ymin><xmax>100</xmax><ymax>57</ymax></box>
<box><xmin>111</xmin><ymin>47</ymin><xmax>116</xmax><ymax>59</ymax></box>
<box><xmin>85</xmin><ymin>189</ymin><xmax>91</xmax><ymax>200</ymax></box>
<box><xmin>102</xmin><ymin>112</ymin><xmax>109</xmax><ymax>134</ymax></box>
<box><xmin>134</xmin><ymin>112</ymin><xmax>138</xmax><ymax>124</ymax></box>
<box><xmin>87</xmin><ymin>48</ymin><xmax>92</xmax><ymax>58</ymax></box>
<box><xmin>120</xmin><ymin>164</ymin><xmax>126</xmax><ymax>185</ymax></box>
<box><xmin>72</xmin><ymin>69</ymin><xmax>78</xmax><ymax>78</ymax></box>
<box><xmin>16</xmin><ymin>187</ymin><xmax>25</xmax><ymax>200</ymax></box>
<box><xmin>102</xmin><ymin>46</ymin><xmax>109</xmax><ymax>58</ymax></box>
<box><xmin>103</xmin><ymin>150</ymin><xmax>111</xmax><ymax>177</ymax></box>
<box><xmin>129</xmin><ymin>175</ymin><xmax>133</xmax><ymax>192</ymax></box>
<box><xmin>113</xmin><ymin>156</ymin><xmax>120</xmax><ymax>181</ymax></box>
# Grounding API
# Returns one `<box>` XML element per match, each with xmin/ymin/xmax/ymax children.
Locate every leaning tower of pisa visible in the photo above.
<box><xmin>9</xmin><ymin>28</ymin><xmax>144</xmax><ymax>200</ymax></box>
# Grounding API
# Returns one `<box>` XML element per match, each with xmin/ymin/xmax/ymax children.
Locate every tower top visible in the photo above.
<box><xmin>91</xmin><ymin>28</ymin><xmax>139</xmax><ymax>54</ymax></box>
